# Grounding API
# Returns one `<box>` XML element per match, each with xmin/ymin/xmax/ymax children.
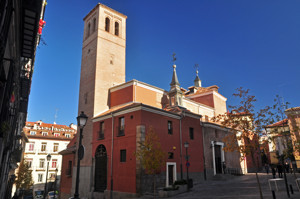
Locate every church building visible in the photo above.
<box><xmin>60</xmin><ymin>3</ymin><xmax>243</xmax><ymax>199</ymax></box>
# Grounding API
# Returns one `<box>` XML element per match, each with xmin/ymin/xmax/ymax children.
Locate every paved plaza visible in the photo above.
<box><xmin>140</xmin><ymin>173</ymin><xmax>300</xmax><ymax>199</ymax></box>
<box><xmin>173</xmin><ymin>173</ymin><xmax>300</xmax><ymax>199</ymax></box>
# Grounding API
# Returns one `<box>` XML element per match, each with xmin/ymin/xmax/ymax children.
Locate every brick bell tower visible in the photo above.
<box><xmin>75</xmin><ymin>3</ymin><xmax>126</xmax><ymax>196</ymax></box>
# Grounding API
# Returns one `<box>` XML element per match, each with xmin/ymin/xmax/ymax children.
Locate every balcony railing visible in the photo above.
<box><xmin>117</xmin><ymin>125</ymin><xmax>125</xmax><ymax>136</ymax></box>
<box><xmin>25</xmin><ymin>149</ymin><xmax>37</xmax><ymax>154</ymax></box>
<box><xmin>98</xmin><ymin>130</ymin><xmax>105</xmax><ymax>140</ymax></box>
<box><xmin>26</xmin><ymin>149</ymin><xmax>61</xmax><ymax>155</ymax></box>
<box><xmin>35</xmin><ymin>166</ymin><xmax>46</xmax><ymax>171</ymax></box>
<box><xmin>65</xmin><ymin>168</ymin><xmax>72</xmax><ymax>176</ymax></box>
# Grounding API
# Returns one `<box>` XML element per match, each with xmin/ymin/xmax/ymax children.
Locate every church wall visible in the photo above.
<box><xmin>92</xmin><ymin>110</ymin><xmax>142</xmax><ymax>194</ymax></box>
<box><xmin>140</xmin><ymin>110</ymin><xmax>204</xmax><ymax>183</ymax></box>
<box><xmin>91</xmin><ymin>105</ymin><xmax>204</xmax><ymax>195</ymax></box>
<box><xmin>135</xmin><ymin>85</ymin><xmax>161</xmax><ymax>108</ymax></box>
<box><xmin>213</xmin><ymin>94</ymin><xmax>227</xmax><ymax>117</ymax></box>
<box><xmin>190</xmin><ymin>94</ymin><xmax>214</xmax><ymax>108</ymax></box>
<box><xmin>182</xmin><ymin>99</ymin><xmax>214</xmax><ymax>118</ymax></box>
<box><xmin>110</xmin><ymin>85</ymin><xmax>133</xmax><ymax>108</ymax></box>
<box><xmin>182</xmin><ymin>100</ymin><xmax>200</xmax><ymax>114</ymax></box>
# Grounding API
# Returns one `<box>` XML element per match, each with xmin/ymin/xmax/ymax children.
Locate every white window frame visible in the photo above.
<box><xmin>38</xmin><ymin>174</ymin><xmax>43</xmax><ymax>182</ymax></box>
<box><xmin>52</xmin><ymin>159</ymin><xmax>57</xmax><ymax>168</ymax></box>
<box><xmin>41</xmin><ymin>143</ymin><xmax>47</xmax><ymax>152</ymax></box>
<box><xmin>42</xmin><ymin>132</ymin><xmax>48</xmax><ymax>136</ymax></box>
<box><xmin>26</xmin><ymin>159</ymin><xmax>33</xmax><ymax>168</ymax></box>
<box><xmin>28</xmin><ymin>142</ymin><xmax>35</xmax><ymax>152</ymax></box>
<box><xmin>53</xmin><ymin>143</ymin><xmax>59</xmax><ymax>152</ymax></box>
<box><xmin>39</xmin><ymin>159</ymin><xmax>45</xmax><ymax>168</ymax></box>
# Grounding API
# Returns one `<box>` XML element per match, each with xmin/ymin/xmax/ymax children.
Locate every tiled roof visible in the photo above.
<box><xmin>59</xmin><ymin>145</ymin><xmax>76</xmax><ymax>155</ymax></box>
<box><xmin>26</xmin><ymin>121</ymin><xmax>75</xmax><ymax>130</ymax></box>
<box><xmin>185</xmin><ymin>85</ymin><xmax>219</xmax><ymax>96</ymax></box>
<box><xmin>266</xmin><ymin>119</ymin><xmax>288</xmax><ymax>128</ymax></box>
<box><xmin>285</xmin><ymin>107</ymin><xmax>300</xmax><ymax>112</ymax></box>
<box><xmin>94</xmin><ymin>102</ymin><xmax>141</xmax><ymax>119</ymax></box>
<box><xmin>164</xmin><ymin>106</ymin><xmax>190</xmax><ymax>114</ymax></box>
<box><xmin>24</xmin><ymin>121</ymin><xmax>77</xmax><ymax>140</ymax></box>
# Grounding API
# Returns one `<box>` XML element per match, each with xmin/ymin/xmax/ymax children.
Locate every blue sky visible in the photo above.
<box><xmin>28</xmin><ymin>0</ymin><xmax>300</xmax><ymax>125</ymax></box>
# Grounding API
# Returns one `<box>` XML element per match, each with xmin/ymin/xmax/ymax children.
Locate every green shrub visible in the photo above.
<box><xmin>163</xmin><ymin>186</ymin><xmax>179</xmax><ymax>191</ymax></box>
<box><xmin>173</xmin><ymin>179</ymin><xmax>187</xmax><ymax>185</ymax></box>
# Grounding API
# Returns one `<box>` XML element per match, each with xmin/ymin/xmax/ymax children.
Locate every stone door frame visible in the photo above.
<box><xmin>166</xmin><ymin>162</ymin><xmax>177</xmax><ymax>187</ymax></box>
<box><xmin>211</xmin><ymin>141</ymin><xmax>225</xmax><ymax>175</ymax></box>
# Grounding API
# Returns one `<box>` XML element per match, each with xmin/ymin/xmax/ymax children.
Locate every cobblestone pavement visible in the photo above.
<box><xmin>139</xmin><ymin>173</ymin><xmax>300</xmax><ymax>199</ymax></box>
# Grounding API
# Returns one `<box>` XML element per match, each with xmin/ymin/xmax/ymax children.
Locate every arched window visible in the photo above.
<box><xmin>93</xmin><ymin>18</ymin><xmax>96</xmax><ymax>32</ymax></box>
<box><xmin>114</xmin><ymin>22</ymin><xmax>119</xmax><ymax>36</ymax></box>
<box><xmin>87</xmin><ymin>23</ymin><xmax>91</xmax><ymax>38</ymax></box>
<box><xmin>105</xmin><ymin>17</ymin><xmax>110</xmax><ymax>32</ymax></box>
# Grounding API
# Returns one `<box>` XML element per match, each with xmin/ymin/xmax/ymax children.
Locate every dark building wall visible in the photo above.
<box><xmin>203</xmin><ymin>124</ymin><xmax>242</xmax><ymax>178</ymax></box>
<box><xmin>0</xmin><ymin>1</ymin><xmax>45</xmax><ymax>197</ymax></box>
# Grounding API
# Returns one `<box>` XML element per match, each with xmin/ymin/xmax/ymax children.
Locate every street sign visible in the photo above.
<box><xmin>186</xmin><ymin>161</ymin><xmax>190</xmax><ymax>168</ymax></box>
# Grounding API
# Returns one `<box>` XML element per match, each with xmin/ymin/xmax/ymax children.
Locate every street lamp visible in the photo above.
<box><xmin>184</xmin><ymin>141</ymin><xmax>190</xmax><ymax>191</ymax></box>
<box><xmin>44</xmin><ymin>154</ymin><xmax>51</xmax><ymax>199</ymax></box>
<box><xmin>53</xmin><ymin>168</ymin><xmax>58</xmax><ymax>199</ymax></box>
<box><xmin>74</xmin><ymin>111</ymin><xmax>88</xmax><ymax>199</ymax></box>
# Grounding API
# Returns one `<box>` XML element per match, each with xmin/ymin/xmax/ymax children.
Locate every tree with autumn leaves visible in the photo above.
<box><xmin>212</xmin><ymin>88</ymin><xmax>295</xmax><ymax>199</ymax></box>
<box><xmin>135</xmin><ymin>126</ymin><xmax>167</xmax><ymax>198</ymax></box>
<box><xmin>15</xmin><ymin>159</ymin><xmax>33</xmax><ymax>191</ymax></box>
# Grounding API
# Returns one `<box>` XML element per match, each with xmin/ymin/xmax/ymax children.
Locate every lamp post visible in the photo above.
<box><xmin>44</xmin><ymin>154</ymin><xmax>51</xmax><ymax>199</ymax></box>
<box><xmin>184</xmin><ymin>141</ymin><xmax>189</xmax><ymax>191</ymax></box>
<box><xmin>74</xmin><ymin>111</ymin><xmax>88</xmax><ymax>199</ymax></box>
<box><xmin>53</xmin><ymin>168</ymin><xmax>58</xmax><ymax>199</ymax></box>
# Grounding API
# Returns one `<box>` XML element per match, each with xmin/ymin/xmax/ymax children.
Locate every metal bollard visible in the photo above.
<box><xmin>272</xmin><ymin>190</ymin><xmax>276</xmax><ymax>199</ymax></box>
<box><xmin>289</xmin><ymin>184</ymin><xmax>294</xmax><ymax>194</ymax></box>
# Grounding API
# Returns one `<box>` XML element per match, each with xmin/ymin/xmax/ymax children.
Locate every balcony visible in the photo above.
<box><xmin>38</xmin><ymin>150</ymin><xmax>48</xmax><ymax>155</ymax></box>
<box><xmin>25</xmin><ymin>149</ymin><xmax>36</xmax><ymax>154</ymax></box>
<box><xmin>98</xmin><ymin>130</ymin><xmax>105</xmax><ymax>140</ymax></box>
<box><xmin>49</xmin><ymin>167</ymin><xmax>57</xmax><ymax>171</ymax></box>
<box><xmin>117</xmin><ymin>125</ymin><xmax>125</xmax><ymax>137</ymax></box>
<box><xmin>21</xmin><ymin>0</ymin><xmax>43</xmax><ymax>59</ymax></box>
<box><xmin>35</xmin><ymin>167</ymin><xmax>45</xmax><ymax>171</ymax></box>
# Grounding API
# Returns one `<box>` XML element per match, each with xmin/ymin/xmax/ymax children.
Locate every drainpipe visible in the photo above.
<box><xmin>110</xmin><ymin>113</ymin><xmax>114</xmax><ymax>199</ymax></box>
<box><xmin>212</xmin><ymin>141</ymin><xmax>216</xmax><ymax>175</ymax></box>
<box><xmin>201</xmin><ymin>116</ymin><xmax>207</xmax><ymax>180</ymax></box>
<box><xmin>179</xmin><ymin>111</ymin><xmax>185</xmax><ymax>180</ymax></box>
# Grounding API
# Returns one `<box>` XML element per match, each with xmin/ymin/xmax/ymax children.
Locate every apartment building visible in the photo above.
<box><xmin>23</xmin><ymin>121</ymin><xmax>76</xmax><ymax>193</ymax></box>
